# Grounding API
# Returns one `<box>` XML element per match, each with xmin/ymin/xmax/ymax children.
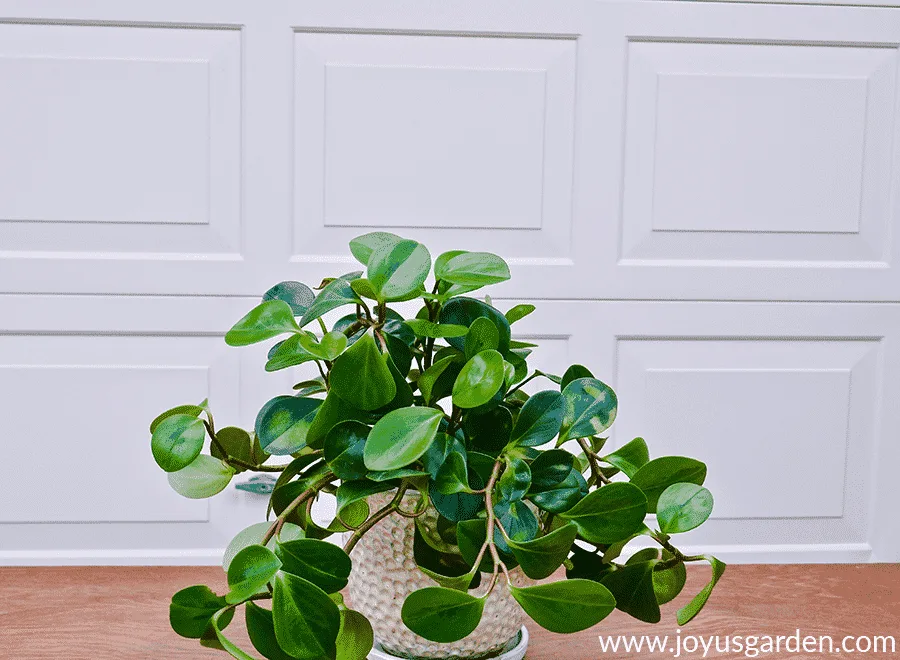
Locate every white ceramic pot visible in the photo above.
<box><xmin>346</xmin><ymin>493</ymin><xmax>530</xmax><ymax>660</ymax></box>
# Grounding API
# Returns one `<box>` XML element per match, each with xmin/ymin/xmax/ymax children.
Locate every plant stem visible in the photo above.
<box><xmin>577</xmin><ymin>437</ymin><xmax>610</xmax><ymax>485</ymax></box>
<box><xmin>481</xmin><ymin>460</ymin><xmax>512</xmax><ymax>589</ymax></box>
<box><xmin>343</xmin><ymin>484</ymin><xmax>410</xmax><ymax>554</ymax></box>
<box><xmin>260</xmin><ymin>472</ymin><xmax>334</xmax><ymax>546</ymax></box>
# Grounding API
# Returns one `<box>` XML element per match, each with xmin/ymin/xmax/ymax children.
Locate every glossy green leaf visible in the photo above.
<box><xmin>559</xmin><ymin>378</ymin><xmax>618</xmax><ymax>443</ymax></box>
<box><xmin>493</xmin><ymin>500</ymin><xmax>538</xmax><ymax>553</ymax></box>
<box><xmin>404</xmin><ymin>320</ymin><xmax>469</xmax><ymax>339</ymax></box>
<box><xmin>246</xmin><ymin>601</ymin><xmax>298</xmax><ymax>660</ymax></box>
<box><xmin>305</xmin><ymin>391</ymin><xmax>369</xmax><ymax>450</ymax></box>
<box><xmin>509</xmin><ymin>580</ymin><xmax>616</xmax><ymax>634</ymax></box>
<box><xmin>324</xmin><ymin>421</ymin><xmax>369</xmax><ymax>481</ymax></box>
<box><xmin>272</xmin><ymin>572</ymin><xmax>341</xmax><ymax>659</ymax></box>
<box><xmin>152</xmin><ymin>413</ymin><xmax>206</xmax><ymax>472</ymax></box>
<box><xmin>276</xmin><ymin>538</ymin><xmax>352</xmax><ymax>594</ymax></box>
<box><xmin>255</xmin><ymin>396</ymin><xmax>322</xmax><ymax>455</ymax></box>
<box><xmin>168</xmin><ymin>455</ymin><xmax>235</xmax><ymax>499</ymax></box>
<box><xmin>559</xmin><ymin>482</ymin><xmax>648</xmax><ymax>544</ymax></box>
<box><xmin>336</xmin><ymin>609</ymin><xmax>374</xmax><ymax>660</ymax></box>
<box><xmin>349</xmin><ymin>231</ymin><xmax>404</xmax><ymax>266</ymax></box>
<box><xmin>464</xmin><ymin>317</ymin><xmax>499</xmax><ymax>359</ymax></box>
<box><xmin>170</xmin><ymin>585</ymin><xmax>229</xmax><ymax>639</ymax></box>
<box><xmin>504</xmin><ymin>304</ymin><xmax>535</xmax><ymax>324</ymax></box>
<box><xmin>329</xmin><ymin>330</ymin><xmax>396</xmax><ymax>411</ymax></box>
<box><xmin>265</xmin><ymin>334</ymin><xmax>319</xmax><ymax>372</ymax></box>
<box><xmin>223</xmin><ymin>522</ymin><xmax>304</xmax><ymax>571</ymax></box>
<box><xmin>602</xmin><ymin>437</ymin><xmax>649</xmax><ymax>479</ymax></box>
<box><xmin>463</xmin><ymin>407</ymin><xmax>512</xmax><ymax>458</ymax></box>
<box><xmin>560</xmin><ymin>364</ymin><xmax>594</xmax><ymax>391</ymax></box>
<box><xmin>349</xmin><ymin>278</ymin><xmax>378</xmax><ymax>301</ymax></box>
<box><xmin>335</xmin><ymin>479</ymin><xmax>395</xmax><ymax>522</ymax></box>
<box><xmin>677</xmin><ymin>556</ymin><xmax>726</xmax><ymax>625</ymax></box>
<box><xmin>510</xmin><ymin>390</ymin><xmax>565</xmax><ymax>447</ymax></box>
<box><xmin>434</xmin><ymin>251</ymin><xmax>510</xmax><ymax>287</ymax></box>
<box><xmin>363</xmin><ymin>407</ymin><xmax>444</xmax><ymax>471</ymax></box>
<box><xmin>657</xmin><ymin>483</ymin><xmax>714</xmax><ymax>534</ymax></box>
<box><xmin>439</xmin><ymin>297</ymin><xmax>511</xmax><ymax>356</ymax></box>
<box><xmin>209</xmin><ymin>607</ymin><xmax>252</xmax><ymax>659</ymax></box>
<box><xmin>210</xmin><ymin>426</ymin><xmax>256</xmax><ymax>471</ymax></box>
<box><xmin>299</xmin><ymin>274</ymin><xmax>362</xmax><ymax>328</ymax></box>
<box><xmin>367</xmin><ymin>239</ymin><xmax>431</xmax><ymax>301</ymax></box>
<box><xmin>653</xmin><ymin>553</ymin><xmax>687</xmax><ymax>605</ymax></box>
<box><xmin>149</xmin><ymin>400</ymin><xmax>207</xmax><ymax>434</ymax></box>
<box><xmin>371</xmin><ymin>353</ymin><xmax>414</xmax><ymax>413</ymax></box>
<box><xmin>226</xmin><ymin>300</ymin><xmax>299</xmax><ymax>347</ymax></box>
<box><xmin>226</xmin><ymin>545</ymin><xmax>282</xmax><ymax>604</ymax></box>
<box><xmin>297</xmin><ymin>330</ymin><xmax>348</xmax><ymax>361</ymax></box>
<box><xmin>456</xmin><ymin>519</ymin><xmax>516</xmax><ymax>572</ymax></box>
<box><xmin>429</xmin><ymin>478</ymin><xmax>485</xmax><ymax>523</ymax></box>
<box><xmin>367</xmin><ymin>467</ymin><xmax>428</xmax><ymax>481</ymax></box>
<box><xmin>528</xmin><ymin>450</ymin><xmax>588</xmax><ymax>514</ymax></box>
<box><xmin>601</xmin><ymin>560</ymin><xmax>661</xmax><ymax>623</ymax></box>
<box><xmin>420</xmin><ymin>432</ymin><xmax>459</xmax><ymax>479</ymax></box>
<box><xmin>417</xmin><ymin>355</ymin><xmax>456</xmax><ymax>404</ymax></box>
<box><xmin>263</xmin><ymin>281</ymin><xmax>315</xmax><ymax>316</ymax></box>
<box><xmin>497</xmin><ymin>457</ymin><xmax>531</xmax><ymax>502</ymax></box>
<box><xmin>434</xmin><ymin>451</ymin><xmax>471</xmax><ymax>495</ymax></box>
<box><xmin>452</xmin><ymin>350</ymin><xmax>505</xmax><ymax>409</ymax></box>
<box><xmin>508</xmin><ymin>522</ymin><xmax>578</xmax><ymax>580</ymax></box>
<box><xmin>630</xmin><ymin>457</ymin><xmax>708</xmax><ymax>512</ymax></box>
<box><xmin>401</xmin><ymin>587</ymin><xmax>485</xmax><ymax>643</ymax></box>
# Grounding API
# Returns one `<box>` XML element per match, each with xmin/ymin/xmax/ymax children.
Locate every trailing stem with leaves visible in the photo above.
<box><xmin>151</xmin><ymin>232</ymin><xmax>724</xmax><ymax>659</ymax></box>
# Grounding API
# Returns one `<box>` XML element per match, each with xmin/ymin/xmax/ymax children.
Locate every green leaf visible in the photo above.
<box><xmin>508</xmin><ymin>522</ymin><xmax>578</xmax><ymax>580</ymax></box>
<box><xmin>324</xmin><ymin>421</ymin><xmax>369</xmax><ymax>481</ymax></box>
<box><xmin>434</xmin><ymin>251</ymin><xmax>510</xmax><ymax>287</ymax></box>
<box><xmin>367</xmin><ymin>239</ymin><xmax>431</xmax><ymax>301</ymax></box>
<box><xmin>349</xmin><ymin>231</ymin><xmax>404</xmax><ymax>266</ymax></box>
<box><xmin>493</xmin><ymin>500</ymin><xmax>538</xmax><ymax>553</ymax></box>
<box><xmin>601</xmin><ymin>560</ymin><xmax>661</xmax><ymax>623</ymax></box>
<box><xmin>209</xmin><ymin>607</ymin><xmax>252</xmax><ymax>659</ymax></box>
<box><xmin>602</xmin><ymin>437</ymin><xmax>649</xmax><ymax>479</ymax></box>
<box><xmin>560</xmin><ymin>364</ymin><xmax>594</xmax><ymax>391</ymax></box>
<box><xmin>653</xmin><ymin>553</ymin><xmax>687</xmax><ymax>605</ymax></box>
<box><xmin>367</xmin><ymin>467</ymin><xmax>428</xmax><ymax>481</ymax></box>
<box><xmin>504</xmin><ymin>304</ymin><xmax>535</xmax><ymax>325</ymax></box>
<box><xmin>349</xmin><ymin>277</ymin><xmax>378</xmax><ymax>301</ymax></box>
<box><xmin>168</xmin><ymin>455</ymin><xmax>235</xmax><ymax>499</ymax></box>
<box><xmin>677</xmin><ymin>556</ymin><xmax>726</xmax><ymax>625</ymax></box>
<box><xmin>363</xmin><ymin>407</ymin><xmax>444</xmax><ymax>471</ymax></box>
<box><xmin>299</xmin><ymin>274</ymin><xmax>362</xmax><ymax>328</ymax></box>
<box><xmin>464</xmin><ymin>317</ymin><xmax>500</xmax><ymax>360</ymax></box>
<box><xmin>630</xmin><ymin>456</ymin><xmax>708</xmax><ymax>512</ymax></box>
<box><xmin>452</xmin><ymin>350</ymin><xmax>505</xmax><ymax>409</ymax></box>
<box><xmin>657</xmin><ymin>483</ymin><xmax>714</xmax><ymax>534</ymax></box>
<box><xmin>226</xmin><ymin>545</ymin><xmax>282</xmax><ymax>604</ymax></box>
<box><xmin>509</xmin><ymin>580</ymin><xmax>616</xmax><ymax>633</ymax></box>
<box><xmin>440</xmin><ymin>297</ymin><xmax>511</xmax><ymax>356</ymax></box>
<box><xmin>335</xmin><ymin>479</ymin><xmax>396</xmax><ymax>522</ymax></box>
<box><xmin>434</xmin><ymin>451</ymin><xmax>471</xmax><ymax>495</ymax></box>
<box><xmin>210</xmin><ymin>426</ymin><xmax>256</xmax><ymax>471</ymax></box>
<box><xmin>401</xmin><ymin>587</ymin><xmax>485</xmax><ymax>643</ymax></box>
<box><xmin>430</xmin><ymin>478</ymin><xmax>485</xmax><ymax>523</ymax></box>
<box><xmin>497</xmin><ymin>456</ymin><xmax>531</xmax><ymax>502</ymax></box>
<box><xmin>272</xmin><ymin>572</ymin><xmax>341</xmax><ymax>659</ymax></box>
<box><xmin>265</xmin><ymin>334</ymin><xmax>319</xmax><ymax>372</ymax></box>
<box><xmin>223</xmin><ymin>522</ymin><xmax>304</xmax><ymax>571</ymax></box>
<box><xmin>255</xmin><ymin>396</ymin><xmax>322</xmax><ymax>455</ymax></box>
<box><xmin>151</xmin><ymin>413</ymin><xmax>206</xmax><ymax>472</ymax></box>
<box><xmin>149</xmin><ymin>400</ymin><xmax>207</xmax><ymax>434</ymax></box>
<box><xmin>246</xmin><ymin>601</ymin><xmax>298</xmax><ymax>660</ymax></box>
<box><xmin>404</xmin><ymin>320</ymin><xmax>469</xmax><ymax>339</ymax></box>
<box><xmin>297</xmin><ymin>330</ymin><xmax>348</xmax><ymax>361</ymax></box>
<box><xmin>559</xmin><ymin>378</ymin><xmax>618</xmax><ymax>443</ymax></box>
<box><xmin>528</xmin><ymin>450</ymin><xmax>588</xmax><ymax>513</ymax></box>
<box><xmin>510</xmin><ymin>390</ymin><xmax>565</xmax><ymax>447</ymax></box>
<box><xmin>226</xmin><ymin>300</ymin><xmax>300</xmax><ymax>347</ymax></box>
<box><xmin>263</xmin><ymin>281</ymin><xmax>315</xmax><ymax>317</ymax></box>
<box><xmin>170</xmin><ymin>585</ymin><xmax>229</xmax><ymax>639</ymax></box>
<box><xmin>329</xmin><ymin>330</ymin><xmax>396</xmax><ymax>411</ymax></box>
<box><xmin>276</xmin><ymin>538</ymin><xmax>353</xmax><ymax>594</ymax></box>
<box><xmin>305</xmin><ymin>391</ymin><xmax>369</xmax><ymax>450</ymax></box>
<box><xmin>336</xmin><ymin>609</ymin><xmax>374</xmax><ymax>660</ymax></box>
<box><xmin>559</xmin><ymin>482</ymin><xmax>648</xmax><ymax>544</ymax></box>
<box><xmin>456</xmin><ymin>519</ymin><xmax>516</xmax><ymax>572</ymax></box>
<box><xmin>418</xmin><ymin>355</ymin><xmax>458</xmax><ymax>404</ymax></box>
<box><xmin>464</xmin><ymin>407</ymin><xmax>513</xmax><ymax>457</ymax></box>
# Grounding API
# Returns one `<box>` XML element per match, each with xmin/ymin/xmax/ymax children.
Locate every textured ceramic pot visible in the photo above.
<box><xmin>347</xmin><ymin>493</ymin><xmax>530</xmax><ymax>660</ymax></box>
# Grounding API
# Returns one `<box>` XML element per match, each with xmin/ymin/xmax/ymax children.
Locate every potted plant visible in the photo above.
<box><xmin>151</xmin><ymin>232</ymin><xmax>724</xmax><ymax>660</ymax></box>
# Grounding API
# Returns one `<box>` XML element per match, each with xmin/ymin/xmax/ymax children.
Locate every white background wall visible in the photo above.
<box><xmin>1</xmin><ymin>0</ymin><xmax>898</xmax><ymax>565</ymax></box>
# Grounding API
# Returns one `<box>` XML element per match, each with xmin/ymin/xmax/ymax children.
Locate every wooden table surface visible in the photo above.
<box><xmin>0</xmin><ymin>564</ymin><xmax>897</xmax><ymax>659</ymax></box>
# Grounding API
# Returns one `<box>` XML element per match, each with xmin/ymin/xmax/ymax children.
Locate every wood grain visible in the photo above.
<box><xmin>0</xmin><ymin>564</ymin><xmax>896</xmax><ymax>659</ymax></box>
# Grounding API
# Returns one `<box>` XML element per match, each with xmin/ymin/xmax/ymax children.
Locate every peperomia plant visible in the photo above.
<box><xmin>151</xmin><ymin>232</ymin><xmax>724</xmax><ymax>659</ymax></box>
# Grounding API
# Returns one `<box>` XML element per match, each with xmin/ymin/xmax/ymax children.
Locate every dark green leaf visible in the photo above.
<box><xmin>324</xmin><ymin>421</ymin><xmax>369</xmax><ymax>481</ymax></box>
<box><xmin>170</xmin><ymin>585</ymin><xmax>229</xmax><ymax>639</ymax></box>
<box><xmin>299</xmin><ymin>274</ymin><xmax>362</xmax><ymax>328</ymax></box>
<box><xmin>509</xmin><ymin>580</ymin><xmax>616</xmax><ymax>633</ymax></box>
<box><xmin>508</xmin><ymin>522</ymin><xmax>578</xmax><ymax>579</ymax></box>
<box><xmin>276</xmin><ymin>539</ymin><xmax>352</xmax><ymax>594</ymax></box>
<box><xmin>272</xmin><ymin>572</ymin><xmax>341</xmax><ymax>659</ymax></box>
<box><xmin>657</xmin><ymin>483</ymin><xmax>714</xmax><ymax>534</ymax></box>
<box><xmin>168</xmin><ymin>455</ymin><xmax>235</xmax><ymax>499</ymax></box>
<box><xmin>401</xmin><ymin>587</ymin><xmax>484</xmax><ymax>643</ymax></box>
<box><xmin>306</xmin><ymin>391</ymin><xmax>370</xmax><ymax>450</ymax></box>
<box><xmin>630</xmin><ymin>457</ymin><xmax>708</xmax><ymax>512</ymax></box>
<box><xmin>497</xmin><ymin>456</ymin><xmax>531</xmax><ymax>502</ymax></box>
<box><xmin>363</xmin><ymin>407</ymin><xmax>444</xmax><ymax>471</ymax></box>
<box><xmin>211</xmin><ymin>426</ymin><xmax>256</xmax><ymax>471</ymax></box>
<box><xmin>263</xmin><ymin>281</ymin><xmax>315</xmax><ymax>316</ymax></box>
<box><xmin>246</xmin><ymin>601</ymin><xmax>298</xmax><ymax>660</ymax></box>
<box><xmin>367</xmin><ymin>467</ymin><xmax>428</xmax><ymax>482</ymax></box>
<box><xmin>493</xmin><ymin>500</ymin><xmax>538</xmax><ymax>553</ymax></box>
<box><xmin>560</xmin><ymin>364</ymin><xmax>594</xmax><ymax>391</ymax></box>
<box><xmin>429</xmin><ymin>474</ymin><xmax>485</xmax><ymax>523</ymax></box>
<box><xmin>456</xmin><ymin>519</ymin><xmax>517</xmax><ymax>572</ymax></box>
<box><xmin>677</xmin><ymin>556</ymin><xmax>726</xmax><ymax>625</ymax></box>
<box><xmin>329</xmin><ymin>330</ymin><xmax>396</xmax><ymax>411</ymax></box>
<box><xmin>601</xmin><ymin>560</ymin><xmax>660</xmax><ymax>623</ymax></box>
<box><xmin>602</xmin><ymin>437</ymin><xmax>649</xmax><ymax>479</ymax></box>
<box><xmin>559</xmin><ymin>482</ymin><xmax>648</xmax><ymax>544</ymax></box>
<box><xmin>452</xmin><ymin>350</ymin><xmax>505</xmax><ymax>409</ymax></box>
<box><xmin>151</xmin><ymin>413</ymin><xmax>206</xmax><ymax>472</ymax></box>
<box><xmin>335</xmin><ymin>479</ymin><xmax>396</xmax><ymax>522</ymax></box>
<box><xmin>226</xmin><ymin>300</ymin><xmax>300</xmax><ymax>347</ymax></box>
<box><xmin>463</xmin><ymin>406</ymin><xmax>512</xmax><ymax>457</ymax></box>
<box><xmin>504</xmin><ymin>304</ymin><xmax>535</xmax><ymax>324</ymax></box>
<box><xmin>464</xmin><ymin>317</ymin><xmax>499</xmax><ymax>359</ymax></box>
<box><xmin>336</xmin><ymin>609</ymin><xmax>374</xmax><ymax>660</ymax></box>
<box><xmin>440</xmin><ymin>297</ymin><xmax>511</xmax><ymax>356</ymax></box>
<box><xmin>510</xmin><ymin>390</ymin><xmax>565</xmax><ymax>447</ymax></box>
<box><xmin>528</xmin><ymin>450</ymin><xmax>588</xmax><ymax>514</ymax></box>
<box><xmin>434</xmin><ymin>450</ymin><xmax>471</xmax><ymax>495</ymax></box>
<box><xmin>653</xmin><ymin>553</ymin><xmax>687</xmax><ymax>605</ymax></box>
<box><xmin>255</xmin><ymin>396</ymin><xmax>322</xmax><ymax>455</ymax></box>
<box><xmin>559</xmin><ymin>378</ymin><xmax>618</xmax><ymax>443</ymax></box>
<box><xmin>417</xmin><ymin>355</ymin><xmax>458</xmax><ymax>404</ymax></box>
<box><xmin>226</xmin><ymin>545</ymin><xmax>282</xmax><ymax>604</ymax></box>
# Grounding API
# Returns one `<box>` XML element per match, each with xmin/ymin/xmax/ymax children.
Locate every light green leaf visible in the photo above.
<box><xmin>677</xmin><ymin>556</ymin><xmax>726</xmax><ymax>625</ymax></box>
<box><xmin>508</xmin><ymin>522</ymin><xmax>578</xmax><ymax>580</ymax></box>
<box><xmin>255</xmin><ymin>396</ymin><xmax>322</xmax><ymax>455</ymax></box>
<box><xmin>329</xmin><ymin>330</ymin><xmax>396</xmax><ymax>411</ymax></box>
<box><xmin>602</xmin><ymin>437</ymin><xmax>649</xmax><ymax>479</ymax></box>
<box><xmin>657</xmin><ymin>483</ymin><xmax>714</xmax><ymax>534</ymax></box>
<box><xmin>223</xmin><ymin>522</ymin><xmax>304</xmax><ymax>571</ymax></box>
<box><xmin>299</xmin><ymin>274</ymin><xmax>362</xmax><ymax>328</ymax></box>
<box><xmin>404</xmin><ymin>320</ymin><xmax>469</xmax><ymax>339</ymax></box>
<box><xmin>653</xmin><ymin>552</ymin><xmax>687</xmax><ymax>605</ymax></box>
<box><xmin>630</xmin><ymin>457</ymin><xmax>707</xmax><ymax>512</ymax></box>
<box><xmin>509</xmin><ymin>580</ymin><xmax>616</xmax><ymax>633</ymax></box>
<box><xmin>363</xmin><ymin>407</ymin><xmax>444</xmax><ymax>471</ymax></box>
<box><xmin>510</xmin><ymin>390</ymin><xmax>565</xmax><ymax>447</ymax></box>
<box><xmin>272</xmin><ymin>572</ymin><xmax>340</xmax><ymax>659</ymax></box>
<box><xmin>335</xmin><ymin>479</ymin><xmax>395</xmax><ymax>522</ymax></box>
<box><xmin>226</xmin><ymin>300</ymin><xmax>300</xmax><ymax>347</ymax></box>
<box><xmin>305</xmin><ymin>391</ymin><xmax>369</xmax><ymax>450</ymax></box>
<box><xmin>349</xmin><ymin>231</ymin><xmax>404</xmax><ymax>266</ymax></box>
<box><xmin>401</xmin><ymin>587</ymin><xmax>485</xmax><ymax>643</ymax></box>
<box><xmin>558</xmin><ymin>482</ymin><xmax>648</xmax><ymax>544</ymax></box>
<box><xmin>336</xmin><ymin>609</ymin><xmax>374</xmax><ymax>660</ymax></box>
<box><xmin>297</xmin><ymin>330</ymin><xmax>348</xmax><ymax>361</ymax></box>
<box><xmin>464</xmin><ymin>317</ymin><xmax>499</xmax><ymax>360</ymax></box>
<box><xmin>434</xmin><ymin>451</ymin><xmax>471</xmax><ymax>495</ymax></box>
<box><xmin>263</xmin><ymin>281</ymin><xmax>315</xmax><ymax>317</ymax></box>
<box><xmin>504</xmin><ymin>304</ymin><xmax>535</xmax><ymax>324</ymax></box>
<box><xmin>324</xmin><ymin>420</ymin><xmax>369</xmax><ymax>481</ymax></box>
<box><xmin>434</xmin><ymin>251</ymin><xmax>510</xmax><ymax>287</ymax></box>
<box><xmin>151</xmin><ymin>413</ymin><xmax>207</xmax><ymax>472</ymax></box>
<box><xmin>149</xmin><ymin>400</ymin><xmax>207</xmax><ymax>434</ymax></box>
<box><xmin>168</xmin><ymin>455</ymin><xmax>235</xmax><ymax>499</ymax></box>
<box><xmin>367</xmin><ymin>239</ymin><xmax>431</xmax><ymax>301</ymax></box>
<box><xmin>226</xmin><ymin>545</ymin><xmax>282</xmax><ymax>604</ymax></box>
<box><xmin>439</xmin><ymin>297</ymin><xmax>511</xmax><ymax>356</ymax></box>
<box><xmin>558</xmin><ymin>377</ymin><xmax>618</xmax><ymax>443</ymax></box>
<box><xmin>265</xmin><ymin>334</ymin><xmax>319</xmax><ymax>372</ymax></box>
<box><xmin>210</xmin><ymin>607</ymin><xmax>254</xmax><ymax>659</ymax></box>
<box><xmin>418</xmin><ymin>355</ymin><xmax>458</xmax><ymax>404</ymax></box>
<box><xmin>497</xmin><ymin>456</ymin><xmax>531</xmax><ymax>502</ymax></box>
<box><xmin>452</xmin><ymin>349</ymin><xmax>505</xmax><ymax>409</ymax></box>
